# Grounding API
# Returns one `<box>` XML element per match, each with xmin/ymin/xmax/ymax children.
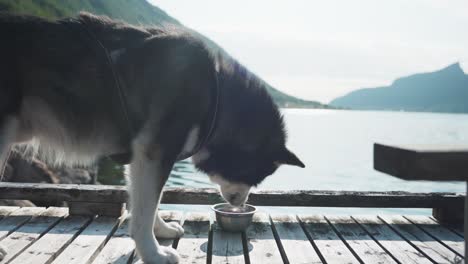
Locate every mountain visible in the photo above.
<box><xmin>330</xmin><ymin>63</ymin><xmax>468</xmax><ymax>113</ymax></box>
<box><xmin>0</xmin><ymin>0</ymin><xmax>179</xmax><ymax>25</ymax></box>
<box><xmin>0</xmin><ymin>0</ymin><xmax>327</xmax><ymax>108</ymax></box>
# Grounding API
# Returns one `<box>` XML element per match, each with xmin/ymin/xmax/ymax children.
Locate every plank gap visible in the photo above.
<box><xmin>323</xmin><ymin>216</ymin><xmax>365</xmax><ymax>264</ymax></box>
<box><xmin>379</xmin><ymin>215</ymin><xmax>462</xmax><ymax>264</ymax></box>
<box><xmin>43</xmin><ymin>216</ymin><xmax>94</xmax><ymax>264</ymax></box>
<box><xmin>171</xmin><ymin>212</ymin><xmax>186</xmax><ymax>250</ymax></box>
<box><xmin>86</xmin><ymin>216</ymin><xmax>121</xmax><ymax>264</ymax></box>
<box><xmin>377</xmin><ymin>215</ymin><xmax>438</xmax><ymax>264</ymax></box>
<box><xmin>429</xmin><ymin>216</ymin><xmax>464</xmax><ymax>239</ymax></box>
<box><xmin>0</xmin><ymin>207</ymin><xmax>45</xmax><ymax>241</ymax></box>
<box><xmin>207</xmin><ymin>214</ymin><xmax>213</xmax><ymax>264</ymax></box>
<box><xmin>5</xmin><ymin>208</ymin><xmax>67</xmax><ymax>263</ymax></box>
<box><xmin>296</xmin><ymin>215</ymin><xmax>328</xmax><ymax>264</ymax></box>
<box><xmin>268</xmin><ymin>215</ymin><xmax>289</xmax><ymax>264</ymax></box>
<box><xmin>349</xmin><ymin>216</ymin><xmax>403</xmax><ymax>264</ymax></box>
<box><xmin>240</xmin><ymin>231</ymin><xmax>251</xmax><ymax>264</ymax></box>
<box><xmin>403</xmin><ymin>216</ymin><xmax>465</xmax><ymax>258</ymax></box>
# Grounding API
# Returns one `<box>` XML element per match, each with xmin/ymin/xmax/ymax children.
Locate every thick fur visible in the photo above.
<box><xmin>0</xmin><ymin>12</ymin><xmax>303</xmax><ymax>263</ymax></box>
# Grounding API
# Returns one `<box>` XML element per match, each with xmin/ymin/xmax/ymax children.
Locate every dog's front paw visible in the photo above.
<box><xmin>137</xmin><ymin>246</ymin><xmax>180</xmax><ymax>264</ymax></box>
<box><xmin>0</xmin><ymin>244</ymin><xmax>7</xmax><ymax>261</ymax></box>
<box><xmin>154</xmin><ymin>222</ymin><xmax>184</xmax><ymax>239</ymax></box>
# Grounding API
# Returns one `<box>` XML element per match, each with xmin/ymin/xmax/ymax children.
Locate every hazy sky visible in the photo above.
<box><xmin>150</xmin><ymin>0</ymin><xmax>468</xmax><ymax>103</ymax></box>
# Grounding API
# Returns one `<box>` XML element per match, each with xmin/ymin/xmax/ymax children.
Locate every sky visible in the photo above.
<box><xmin>150</xmin><ymin>0</ymin><xmax>468</xmax><ymax>103</ymax></box>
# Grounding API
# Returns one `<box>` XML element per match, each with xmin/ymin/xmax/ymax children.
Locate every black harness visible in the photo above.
<box><xmin>69</xmin><ymin>19</ymin><xmax>220</xmax><ymax>164</ymax></box>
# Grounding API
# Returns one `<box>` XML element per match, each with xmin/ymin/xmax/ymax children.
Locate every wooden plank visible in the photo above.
<box><xmin>0</xmin><ymin>206</ymin><xmax>19</xmax><ymax>217</ymax></box>
<box><xmin>10</xmin><ymin>215</ymin><xmax>91</xmax><ymax>264</ymax></box>
<box><xmin>51</xmin><ymin>216</ymin><xmax>119</xmax><ymax>264</ymax></box>
<box><xmin>433</xmin><ymin>207</ymin><xmax>464</xmax><ymax>225</ymax></box>
<box><xmin>436</xmin><ymin>217</ymin><xmax>465</xmax><ymax>238</ymax></box>
<box><xmin>132</xmin><ymin>211</ymin><xmax>183</xmax><ymax>263</ymax></box>
<box><xmin>299</xmin><ymin>215</ymin><xmax>359</xmax><ymax>264</ymax></box>
<box><xmin>405</xmin><ymin>215</ymin><xmax>465</xmax><ymax>256</ymax></box>
<box><xmin>163</xmin><ymin>188</ymin><xmax>465</xmax><ymax>208</ymax></box>
<box><xmin>69</xmin><ymin>201</ymin><xmax>124</xmax><ymax>217</ymax></box>
<box><xmin>380</xmin><ymin>215</ymin><xmax>463</xmax><ymax>264</ymax></box>
<box><xmin>211</xmin><ymin>222</ymin><xmax>245</xmax><ymax>263</ymax></box>
<box><xmin>353</xmin><ymin>215</ymin><xmax>432</xmax><ymax>264</ymax></box>
<box><xmin>374</xmin><ymin>143</ymin><xmax>468</xmax><ymax>181</ymax></box>
<box><xmin>0</xmin><ymin>207</ymin><xmax>67</xmax><ymax>263</ymax></box>
<box><xmin>0</xmin><ymin>207</ymin><xmax>46</xmax><ymax>240</ymax></box>
<box><xmin>271</xmin><ymin>214</ymin><xmax>322</xmax><ymax>264</ymax></box>
<box><xmin>92</xmin><ymin>216</ymin><xmax>133</xmax><ymax>264</ymax></box>
<box><xmin>326</xmin><ymin>215</ymin><xmax>396</xmax><ymax>264</ymax></box>
<box><xmin>176</xmin><ymin>212</ymin><xmax>210</xmax><ymax>264</ymax></box>
<box><xmin>0</xmin><ymin>183</ymin><xmax>464</xmax><ymax>208</ymax></box>
<box><xmin>0</xmin><ymin>183</ymin><xmax>127</xmax><ymax>203</ymax></box>
<box><xmin>245</xmin><ymin>213</ymin><xmax>282</xmax><ymax>264</ymax></box>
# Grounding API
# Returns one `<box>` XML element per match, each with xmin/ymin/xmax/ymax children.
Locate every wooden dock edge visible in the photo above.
<box><xmin>0</xmin><ymin>182</ymin><xmax>464</xmax><ymax>223</ymax></box>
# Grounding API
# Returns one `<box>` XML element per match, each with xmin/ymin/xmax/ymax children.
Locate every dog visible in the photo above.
<box><xmin>0</xmin><ymin>12</ymin><xmax>305</xmax><ymax>263</ymax></box>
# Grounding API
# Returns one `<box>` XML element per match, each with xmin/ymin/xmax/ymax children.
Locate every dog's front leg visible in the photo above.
<box><xmin>129</xmin><ymin>146</ymin><xmax>179</xmax><ymax>264</ymax></box>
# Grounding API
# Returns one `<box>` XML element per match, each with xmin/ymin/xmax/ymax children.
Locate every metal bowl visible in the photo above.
<box><xmin>212</xmin><ymin>203</ymin><xmax>257</xmax><ymax>232</ymax></box>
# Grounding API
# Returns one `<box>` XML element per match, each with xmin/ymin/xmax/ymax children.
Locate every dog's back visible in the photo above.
<box><xmin>0</xmin><ymin>13</ymin><xmax>136</xmax><ymax>165</ymax></box>
<box><xmin>0</xmin><ymin>12</ymin><xmax>214</xmax><ymax>166</ymax></box>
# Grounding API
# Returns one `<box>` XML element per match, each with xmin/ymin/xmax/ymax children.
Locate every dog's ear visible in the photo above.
<box><xmin>277</xmin><ymin>148</ymin><xmax>305</xmax><ymax>168</ymax></box>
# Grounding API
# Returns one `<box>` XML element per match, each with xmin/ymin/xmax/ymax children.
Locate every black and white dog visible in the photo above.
<box><xmin>0</xmin><ymin>13</ymin><xmax>304</xmax><ymax>263</ymax></box>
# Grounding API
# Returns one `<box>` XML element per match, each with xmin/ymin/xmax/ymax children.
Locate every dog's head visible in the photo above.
<box><xmin>192</xmin><ymin>54</ymin><xmax>305</xmax><ymax>206</ymax></box>
<box><xmin>195</xmin><ymin>146</ymin><xmax>304</xmax><ymax>206</ymax></box>
<box><xmin>194</xmin><ymin>144</ymin><xmax>304</xmax><ymax>206</ymax></box>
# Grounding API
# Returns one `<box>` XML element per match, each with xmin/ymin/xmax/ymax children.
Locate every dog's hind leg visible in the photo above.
<box><xmin>0</xmin><ymin>115</ymin><xmax>19</xmax><ymax>261</ymax></box>
<box><xmin>0</xmin><ymin>116</ymin><xmax>19</xmax><ymax>178</ymax></box>
<box><xmin>154</xmin><ymin>212</ymin><xmax>184</xmax><ymax>239</ymax></box>
<box><xmin>129</xmin><ymin>141</ymin><xmax>180</xmax><ymax>264</ymax></box>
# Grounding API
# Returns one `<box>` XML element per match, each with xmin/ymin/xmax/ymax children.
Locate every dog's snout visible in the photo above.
<box><xmin>228</xmin><ymin>193</ymin><xmax>240</xmax><ymax>203</ymax></box>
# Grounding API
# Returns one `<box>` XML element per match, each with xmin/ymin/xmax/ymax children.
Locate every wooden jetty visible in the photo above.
<box><xmin>0</xmin><ymin>183</ymin><xmax>464</xmax><ymax>263</ymax></box>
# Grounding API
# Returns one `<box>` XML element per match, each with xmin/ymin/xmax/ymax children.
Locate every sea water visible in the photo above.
<box><xmin>165</xmin><ymin>109</ymin><xmax>468</xmax><ymax>214</ymax></box>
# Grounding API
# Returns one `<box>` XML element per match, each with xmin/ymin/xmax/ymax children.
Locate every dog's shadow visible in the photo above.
<box><xmin>200</xmin><ymin>239</ymin><xmax>253</xmax><ymax>257</ymax></box>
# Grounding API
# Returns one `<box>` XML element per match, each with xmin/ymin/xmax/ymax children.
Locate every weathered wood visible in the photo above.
<box><xmin>245</xmin><ymin>213</ymin><xmax>282</xmax><ymax>264</ymax></box>
<box><xmin>404</xmin><ymin>215</ymin><xmax>465</xmax><ymax>257</ymax></box>
<box><xmin>69</xmin><ymin>201</ymin><xmax>124</xmax><ymax>217</ymax></box>
<box><xmin>353</xmin><ymin>215</ymin><xmax>432</xmax><ymax>264</ymax></box>
<box><xmin>176</xmin><ymin>212</ymin><xmax>210</xmax><ymax>264</ymax></box>
<box><xmin>10</xmin><ymin>215</ymin><xmax>91</xmax><ymax>264</ymax></box>
<box><xmin>379</xmin><ymin>215</ymin><xmax>463</xmax><ymax>264</ymax></box>
<box><xmin>1</xmin><ymin>207</ymin><xmax>467</xmax><ymax>264</ymax></box>
<box><xmin>270</xmin><ymin>214</ymin><xmax>322</xmax><ymax>264</ymax></box>
<box><xmin>436</xmin><ymin>216</ymin><xmax>465</xmax><ymax>238</ymax></box>
<box><xmin>51</xmin><ymin>216</ymin><xmax>119</xmax><ymax>264</ymax></box>
<box><xmin>163</xmin><ymin>188</ymin><xmax>465</xmax><ymax>208</ymax></box>
<box><xmin>0</xmin><ymin>206</ymin><xmax>19</xmax><ymax>217</ymax></box>
<box><xmin>0</xmin><ymin>183</ymin><xmax>127</xmax><ymax>203</ymax></box>
<box><xmin>325</xmin><ymin>215</ymin><xmax>396</xmax><ymax>264</ymax></box>
<box><xmin>211</xmin><ymin>222</ymin><xmax>246</xmax><ymax>263</ymax></box>
<box><xmin>299</xmin><ymin>215</ymin><xmax>359</xmax><ymax>264</ymax></box>
<box><xmin>92</xmin><ymin>216</ymin><xmax>133</xmax><ymax>264</ymax></box>
<box><xmin>0</xmin><ymin>207</ymin><xmax>46</xmax><ymax>240</ymax></box>
<box><xmin>0</xmin><ymin>207</ymin><xmax>67</xmax><ymax>263</ymax></box>
<box><xmin>374</xmin><ymin>143</ymin><xmax>468</xmax><ymax>181</ymax></box>
<box><xmin>0</xmin><ymin>183</ymin><xmax>464</xmax><ymax>209</ymax></box>
<box><xmin>433</xmin><ymin>206</ymin><xmax>464</xmax><ymax>225</ymax></box>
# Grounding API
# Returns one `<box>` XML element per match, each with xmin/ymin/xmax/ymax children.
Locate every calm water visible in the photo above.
<box><xmin>165</xmin><ymin>109</ymin><xmax>468</xmax><ymax>214</ymax></box>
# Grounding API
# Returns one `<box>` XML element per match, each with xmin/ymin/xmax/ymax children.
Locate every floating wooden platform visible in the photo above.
<box><xmin>0</xmin><ymin>206</ymin><xmax>464</xmax><ymax>264</ymax></box>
